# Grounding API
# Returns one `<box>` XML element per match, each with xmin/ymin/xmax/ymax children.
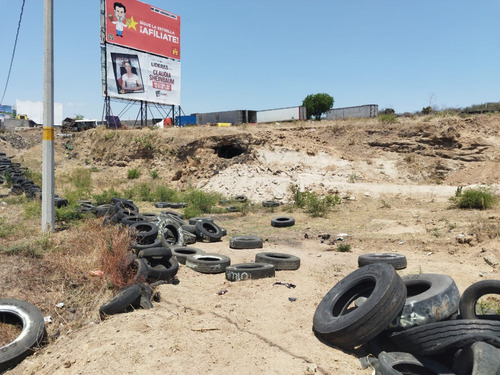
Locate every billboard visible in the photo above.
<box><xmin>106</xmin><ymin>44</ymin><xmax>180</xmax><ymax>105</ymax></box>
<box><xmin>104</xmin><ymin>0</ymin><xmax>180</xmax><ymax>60</ymax></box>
<box><xmin>101</xmin><ymin>0</ymin><xmax>181</xmax><ymax>106</ymax></box>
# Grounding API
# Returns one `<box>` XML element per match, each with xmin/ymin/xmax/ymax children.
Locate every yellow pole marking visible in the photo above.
<box><xmin>43</xmin><ymin>127</ymin><xmax>54</xmax><ymax>141</ymax></box>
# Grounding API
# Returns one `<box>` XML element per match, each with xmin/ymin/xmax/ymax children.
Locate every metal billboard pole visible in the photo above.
<box><xmin>42</xmin><ymin>0</ymin><xmax>55</xmax><ymax>232</ymax></box>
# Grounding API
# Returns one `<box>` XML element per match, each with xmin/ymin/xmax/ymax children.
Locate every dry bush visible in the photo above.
<box><xmin>50</xmin><ymin>218</ymin><xmax>136</xmax><ymax>291</ymax></box>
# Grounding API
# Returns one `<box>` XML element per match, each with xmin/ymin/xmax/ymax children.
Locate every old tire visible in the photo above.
<box><xmin>226</xmin><ymin>263</ymin><xmax>275</xmax><ymax>281</ymax></box>
<box><xmin>185</xmin><ymin>254</ymin><xmax>231</xmax><ymax>274</ymax></box>
<box><xmin>99</xmin><ymin>284</ymin><xmax>142</xmax><ymax>316</ymax></box>
<box><xmin>388</xmin><ymin>273</ymin><xmax>460</xmax><ymax>330</ymax></box>
<box><xmin>170</xmin><ymin>246</ymin><xmax>205</xmax><ymax>264</ymax></box>
<box><xmin>312</xmin><ymin>262</ymin><xmax>406</xmax><ymax>350</ymax></box>
<box><xmin>255</xmin><ymin>252</ymin><xmax>300</xmax><ymax>271</ymax></box>
<box><xmin>358</xmin><ymin>253</ymin><xmax>407</xmax><ymax>270</ymax></box>
<box><xmin>229</xmin><ymin>235</ymin><xmax>263</xmax><ymax>249</ymax></box>
<box><xmin>146</xmin><ymin>258</ymin><xmax>179</xmax><ymax>281</ymax></box>
<box><xmin>0</xmin><ymin>299</ymin><xmax>46</xmax><ymax>372</ymax></box>
<box><xmin>195</xmin><ymin>219</ymin><xmax>223</xmax><ymax>242</ymax></box>
<box><xmin>137</xmin><ymin>247</ymin><xmax>172</xmax><ymax>265</ymax></box>
<box><xmin>271</xmin><ymin>216</ymin><xmax>295</xmax><ymax>228</ymax></box>
<box><xmin>388</xmin><ymin>319</ymin><xmax>500</xmax><ymax>355</ymax></box>
<box><xmin>129</xmin><ymin>222</ymin><xmax>158</xmax><ymax>245</ymax></box>
<box><xmin>452</xmin><ymin>341</ymin><xmax>500</xmax><ymax>375</ymax></box>
<box><xmin>374</xmin><ymin>351</ymin><xmax>455</xmax><ymax>375</ymax></box>
<box><xmin>459</xmin><ymin>279</ymin><xmax>500</xmax><ymax>320</ymax></box>
<box><xmin>131</xmin><ymin>237</ymin><xmax>163</xmax><ymax>253</ymax></box>
<box><xmin>262</xmin><ymin>200</ymin><xmax>280</xmax><ymax>207</ymax></box>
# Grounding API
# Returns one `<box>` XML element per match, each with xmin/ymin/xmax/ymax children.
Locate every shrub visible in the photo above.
<box><xmin>452</xmin><ymin>188</ymin><xmax>497</xmax><ymax>210</ymax></box>
<box><xmin>154</xmin><ymin>185</ymin><xmax>179</xmax><ymax>202</ymax></box>
<box><xmin>150</xmin><ymin>170</ymin><xmax>159</xmax><ymax>179</ymax></box>
<box><xmin>378</xmin><ymin>113</ymin><xmax>398</xmax><ymax>124</ymax></box>
<box><xmin>337</xmin><ymin>243</ymin><xmax>352</xmax><ymax>252</ymax></box>
<box><xmin>291</xmin><ymin>185</ymin><xmax>340</xmax><ymax>217</ymax></box>
<box><xmin>127</xmin><ymin>168</ymin><xmax>141</xmax><ymax>179</ymax></box>
<box><xmin>181</xmin><ymin>189</ymin><xmax>223</xmax><ymax>214</ymax></box>
<box><xmin>93</xmin><ymin>188</ymin><xmax>122</xmax><ymax>205</ymax></box>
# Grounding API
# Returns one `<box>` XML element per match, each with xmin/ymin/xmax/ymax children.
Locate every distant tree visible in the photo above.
<box><xmin>381</xmin><ymin>108</ymin><xmax>395</xmax><ymax>115</ymax></box>
<box><xmin>74</xmin><ymin>114</ymin><xmax>84</xmax><ymax>120</ymax></box>
<box><xmin>421</xmin><ymin>106</ymin><xmax>432</xmax><ymax>114</ymax></box>
<box><xmin>302</xmin><ymin>93</ymin><xmax>334</xmax><ymax>120</ymax></box>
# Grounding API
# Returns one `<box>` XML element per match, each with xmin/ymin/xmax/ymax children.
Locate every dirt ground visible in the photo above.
<box><xmin>1</xmin><ymin>113</ymin><xmax>500</xmax><ymax>374</ymax></box>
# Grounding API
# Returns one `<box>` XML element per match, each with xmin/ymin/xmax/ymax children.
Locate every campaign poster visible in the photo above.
<box><xmin>105</xmin><ymin>0</ymin><xmax>181</xmax><ymax>60</ymax></box>
<box><xmin>106</xmin><ymin>44</ymin><xmax>180</xmax><ymax>105</ymax></box>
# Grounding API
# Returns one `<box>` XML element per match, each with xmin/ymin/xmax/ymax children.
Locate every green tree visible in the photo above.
<box><xmin>302</xmin><ymin>93</ymin><xmax>334</xmax><ymax>120</ymax></box>
<box><xmin>74</xmin><ymin>114</ymin><xmax>84</xmax><ymax>120</ymax></box>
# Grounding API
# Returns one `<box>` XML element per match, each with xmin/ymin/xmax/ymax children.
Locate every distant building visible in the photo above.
<box><xmin>326</xmin><ymin>104</ymin><xmax>378</xmax><ymax>120</ymax></box>
<box><xmin>15</xmin><ymin>99</ymin><xmax>63</xmax><ymax>125</ymax></box>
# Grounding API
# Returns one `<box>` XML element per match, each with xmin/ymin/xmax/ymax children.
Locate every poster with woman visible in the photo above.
<box><xmin>110</xmin><ymin>53</ymin><xmax>145</xmax><ymax>94</ymax></box>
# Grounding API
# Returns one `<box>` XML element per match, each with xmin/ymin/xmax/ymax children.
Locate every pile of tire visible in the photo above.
<box><xmin>0</xmin><ymin>152</ymin><xmax>67</xmax><ymax>207</ymax></box>
<box><xmin>313</xmin><ymin>261</ymin><xmax>500</xmax><ymax>374</ymax></box>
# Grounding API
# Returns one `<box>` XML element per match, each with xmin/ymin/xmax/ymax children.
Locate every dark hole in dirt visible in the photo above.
<box><xmin>213</xmin><ymin>145</ymin><xmax>245</xmax><ymax>159</ymax></box>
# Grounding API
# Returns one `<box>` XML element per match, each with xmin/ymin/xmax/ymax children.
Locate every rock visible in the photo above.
<box><xmin>484</xmin><ymin>255</ymin><xmax>499</xmax><ymax>267</ymax></box>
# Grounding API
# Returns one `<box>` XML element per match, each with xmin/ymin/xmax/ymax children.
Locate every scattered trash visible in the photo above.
<box><xmin>426</xmin><ymin>252</ymin><xmax>433</xmax><ymax>256</ymax></box>
<box><xmin>44</xmin><ymin>315</ymin><xmax>52</xmax><ymax>323</ymax></box>
<box><xmin>216</xmin><ymin>289</ymin><xmax>228</xmax><ymax>295</ymax></box>
<box><xmin>89</xmin><ymin>270</ymin><xmax>104</xmax><ymax>277</ymax></box>
<box><xmin>398</xmin><ymin>241</ymin><xmax>405</xmax><ymax>245</ymax></box>
<box><xmin>288</xmin><ymin>297</ymin><xmax>297</xmax><ymax>302</ymax></box>
<box><xmin>56</xmin><ymin>302</ymin><xmax>65</xmax><ymax>308</ymax></box>
<box><xmin>273</xmin><ymin>281</ymin><xmax>296</xmax><ymax>289</ymax></box>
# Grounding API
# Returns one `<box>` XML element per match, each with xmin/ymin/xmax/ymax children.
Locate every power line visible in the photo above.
<box><xmin>1</xmin><ymin>0</ymin><xmax>26</xmax><ymax>105</ymax></box>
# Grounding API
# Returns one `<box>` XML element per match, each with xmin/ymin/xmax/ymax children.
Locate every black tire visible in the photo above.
<box><xmin>271</xmin><ymin>216</ymin><xmax>295</xmax><ymax>227</ymax></box>
<box><xmin>374</xmin><ymin>351</ymin><xmax>455</xmax><ymax>375</ymax></box>
<box><xmin>452</xmin><ymin>341</ymin><xmax>500</xmax><ymax>375</ymax></box>
<box><xmin>0</xmin><ymin>299</ymin><xmax>46</xmax><ymax>372</ymax></box>
<box><xmin>226</xmin><ymin>263</ymin><xmax>275</xmax><ymax>281</ymax></box>
<box><xmin>170</xmin><ymin>246</ymin><xmax>205</xmax><ymax>264</ymax></box>
<box><xmin>312</xmin><ymin>262</ymin><xmax>406</xmax><ymax>350</ymax></box>
<box><xmin>358</xmin><ymin>253</ymin><xmax>407</xmax><ymax>270</ymax></box>
<box><xmin>162</xmin><ymin>223</ymin><xmax>182</xmax><ymax>245</ymax></box>
<box><xmin>388</xmin><ymin>273</ymin><xmax>460</xmax><ymax>330</ymax></box>
<box><xmin>99</xmin><ymin>284</ymin><xmax>142</xmax><ymax>316</ymax></box>
<box><xmin>459</xmin><ymin>280</ymin><xmax>500</xmax><ymax>320</ymax></box>
<box><xmin>229</xmin><ymin>235</ymin><xmax>263</xmax><ymax>249</ymax></box>
<box><xmin>129</xmin><ymin>222</ymin><xmax>159</xmax><ymax>245</ymax></box>
<box><xmin>255</xmin><ymin>252</ymin><xmax>300</xmax><ymax>271</ymax></box>
<box><xmin>131</xmin><ymin>237</ymin><xmax>163</xmax><ymax>252</ymax></box>
<box><xmin>185</xmin><ymin>254</ymin><xmax>231</xmax><ymax>274</ymax></box>
<box><xmin>114</xmin><ymin>199</ymin><xmax>139</xmax><ymax>213</ymax></box>
<box><xmin>139</xmin><ymin>212</ymin><xmax>159</xmax><ymax>222</ymax></box>
<box><xmin>138</xmin><ymin>247</ymin><xmax>173</xmax><ymax>264</ymax></box>
<box><xmin>262</xmin><ymin>200</ymin><xmax>280</xmax><ymax>207</ymax></box>
<box><xmin>146</xmin><ymin>258</ymin><xmax>179</xmax><ymax>281</ymax></box>
<box><xmin>121</xmin><ymin>214</ymin><xmax>147</xmax><ymax>226</ymax></box>
<box><xmin>181</xmin><ymin>224</ymin><xmax>197</xmax><ymax>234</ymax></box>
<box><xmin>388</xmin><ymin>319</ymin><xmax>500</xmax><ymax>356</ymax></box>
<box><xmin>188</xmin><ymin>217</ymin><xmax>214</xmax><ymax>225</ymax></box>
<box><xmin>128</xmin><ymin>257</ymin><xmax>149</xmax><ymax>282</ymax></box>
<box><xmin>195</xmin><ymin>219</ymin><xmax>223</xmax><ymax>242</ymax></box>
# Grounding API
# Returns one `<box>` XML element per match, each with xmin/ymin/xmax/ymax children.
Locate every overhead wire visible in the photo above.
<box><xmin>0</xmin><ymin>0</ymin><xmax>26</xmax><ymax>105</ymax></box>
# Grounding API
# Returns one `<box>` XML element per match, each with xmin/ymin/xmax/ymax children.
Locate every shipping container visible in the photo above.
<box><xmin>326</xmin><ymin>105</ymin><xmax>378</xmax><ymax>120</ymax></box>
<box><xmin>256</xmin><ymin>106</ymin><xmax>306</xmax><ymax>123</ymax></box>
<box><xmin>196</xmin><ymin>110</ymin><xmax>257</xmax><ymax>125</ymax></box>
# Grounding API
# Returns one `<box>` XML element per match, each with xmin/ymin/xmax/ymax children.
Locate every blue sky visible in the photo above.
<box><xmin>1</xmin><ymin>0</ymin><xmax>499</xmax><ymax>120</ymax></box>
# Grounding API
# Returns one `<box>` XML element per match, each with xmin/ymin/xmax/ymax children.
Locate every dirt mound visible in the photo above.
<box><xmin>2</xmin><ymin>113</ymin><xmax>500</xmax><ymax>374</ymax></box>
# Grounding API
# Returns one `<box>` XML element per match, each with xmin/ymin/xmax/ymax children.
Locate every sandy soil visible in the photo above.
<box><xmin>2</xmin><ymin>113</ymin><xmax>500</xmax><ymax>374</ymax></box>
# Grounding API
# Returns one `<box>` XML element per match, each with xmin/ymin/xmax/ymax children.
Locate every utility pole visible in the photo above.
<box><xmin>42</xmin><ymin>0</ymin><xmax>54</xmax><ymax>232</ymax></box>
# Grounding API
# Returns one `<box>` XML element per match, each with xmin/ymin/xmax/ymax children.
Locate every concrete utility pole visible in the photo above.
<box><xmin>42</xmin><ymin>0</ymin><xmax>54</xmax><ymax>232</ymax></box>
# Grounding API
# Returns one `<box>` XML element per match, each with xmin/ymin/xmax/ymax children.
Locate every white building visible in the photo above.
<box><xmin>15</xmin><ymin>99</ymin><xmax>63</xmax><ymax>126</ymax></box>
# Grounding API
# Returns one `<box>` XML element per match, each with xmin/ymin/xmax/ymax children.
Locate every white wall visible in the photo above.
<box><xmin>15</xmin><ymin>100</ymin><xmax>63</xmax><ymax>125</ymax></box>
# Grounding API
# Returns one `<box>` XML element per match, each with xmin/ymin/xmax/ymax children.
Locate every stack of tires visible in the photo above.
<box><xmin>313</xmin><ymin>256</ymin><xmax>500</xmax><ymax>374</ymax></box>
<box><xmin>0</xmin><ymin>153</ymin><xmax>67</xmax><ymax>206</ymax></box>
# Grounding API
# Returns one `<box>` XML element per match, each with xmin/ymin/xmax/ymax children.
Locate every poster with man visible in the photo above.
<box><xmin>105</xmin><ymin>0</ymin><xmax>181</xmax><ymax>60</ymax></box>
